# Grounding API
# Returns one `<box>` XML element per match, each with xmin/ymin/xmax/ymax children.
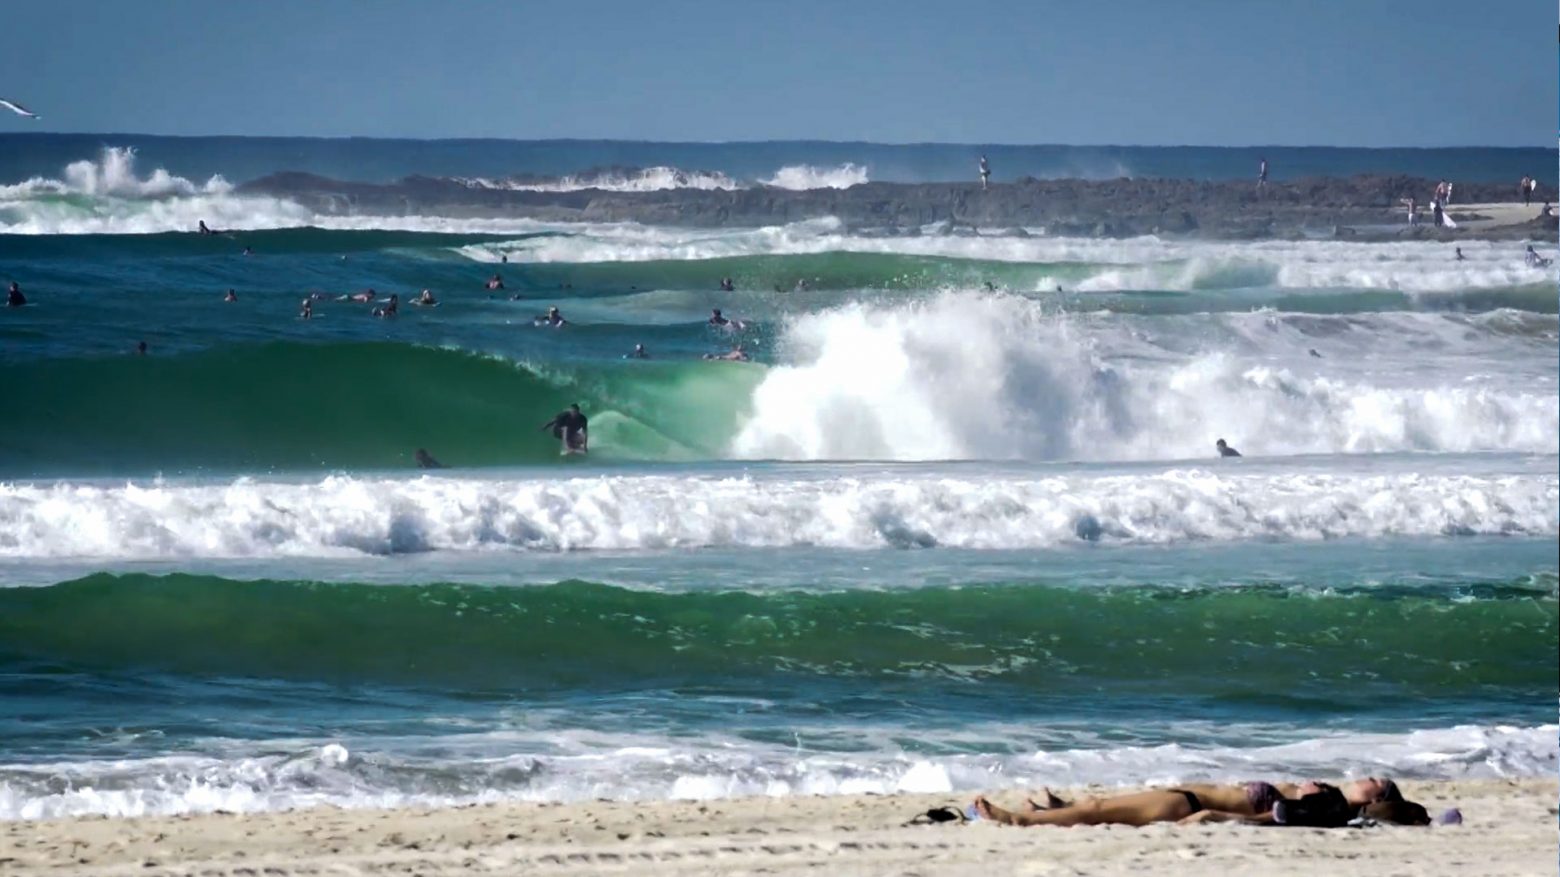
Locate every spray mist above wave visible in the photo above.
<box><xmin>450</xmin><ymin>163</ymin><xmax>869</xmax><ymax>193</ymax></box>
<box><xmin>457</xmin><ymin>166</ymin><xmax>742</xmax><ymax>192</ymax></box>
<box><xmin>760</xmin><ymin>163</ymin><xmax>870</xmax><ymax>190</ymax></box>
<box><xmin>0</xmin><ymin>464</ymin><xmax>1552</xmax><ymax>558</ymax></box>
<box><xmin>0</xmin><ymin>146</ymin><xmax>312</xmax><ymax>235</ymax></box>
<box><xmin>731</xmin><ymin>293</ymin><xmax>1559</xmax><ymax>461</ymax></box>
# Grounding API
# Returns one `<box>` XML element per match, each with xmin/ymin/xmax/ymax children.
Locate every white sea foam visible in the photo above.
<box><xmin>761</xmin><ymin>163</ymin><xmax>870</xmax><ymax>190</ymax></box>
<box><xmin>1</xmin><ymin>723</ymin><xmax>1551</xmax><ymax>819</ymax></box>
<box><xmin>460</xmin><ymin>166</ymin><xmax>742</xmax><ymax>192</ymax></box>
<box><xmin>731</xmin><ymin>293</ymin><xmax>1558</xmax><ymax>461</ymax></box>
<box><xmin>467</xmin><ymin>220</ymin><xmax>1555</xmax><ymax>292</ymax></box>
<box><xmin>0</xmin><ymin>462</ymin><xmax>1551</xmax><ymax>560</ymax></box>
<box><xmin>0</xmin><ymin>147</ymin><xmax>311</xmax><ymax>235</ymax></box>
<box><xmin>453</xmin><ymin>163</ymin><xmax>868</xmax><ymax>192</ymax></box>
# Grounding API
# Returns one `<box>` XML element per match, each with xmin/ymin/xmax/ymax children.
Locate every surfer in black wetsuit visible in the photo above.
<box><xmin>541</xmin><ymin>404</ymin><xmax>589</xmax><ymax>452</ymax></box>
<box><xmin>1216</xmin><ymin>438</ymin><xmax>1242</xmax><ymax>458</ymax></box>
<box><xmin>6</xmin><ymin>281</ymin><xmax>25</xmax><ymax>307</ymax></box>
<box><xmin>626</xmin><ymin>343</ymin><xmax>649</xmax><ymax>359</ymax></box>
<box><xmin>709</xmin><ymin>308</ymin><xmax>730</xmax><ymax>327</ymax></box>
<box><xmin>198</xmin><ymin>220</ymin><xmax>217</xmax><ymax>235</ymax></box>
<box><xmin>414</xmin><ymin>448</ymin><xmax>445</xmax><ymax>469</ymax></box>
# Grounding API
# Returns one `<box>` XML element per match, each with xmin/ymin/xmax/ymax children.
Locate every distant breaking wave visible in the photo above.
<box><xmin>457</xmin><ymin>163</ymin><xmax>870</xmax><ymax>192</ymax></box>
<box><xmin>0</xmin><ymin>151</ymin><xmax>877</xmax><ymax>233</ymax></box>
<box><xmin>0</xmin><ymin>146</ymin><xmax>309</xmax><ymax>234</ymax></box>
<box><xmin>761</xmin><ymin>163</ymin><xmax>870</xmax><ymax>190</ymax></box>
<box><xmin>458</xmin><ymin>166</ymin><xmax>742</xmax><ymax>192</ymax></box>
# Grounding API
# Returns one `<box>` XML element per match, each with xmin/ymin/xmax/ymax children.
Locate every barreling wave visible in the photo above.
<box><xmin>0</xmin><ymin>300</ymin><xmax>1553</xmax><ymax>475</ymax></box>
<box><xmin>3</xmin><ymin>574</ymin><xmax>1553</xmax><ymax>691</ymax></box>
<box><xmin>0</xmin><ymin>342</ymin><xmax>760</xmax><ymax>475</ymax></box>
<box><xmin>0</xmin><ymin>465</ymin><xmax>1552</xmax><ymax>558</ymax></box>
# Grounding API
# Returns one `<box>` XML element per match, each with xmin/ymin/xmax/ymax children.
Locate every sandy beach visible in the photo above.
<box><xmin>2</xmin><ymin>778</ymin><xmax>1553</xmax><ymax>877</ymax></box>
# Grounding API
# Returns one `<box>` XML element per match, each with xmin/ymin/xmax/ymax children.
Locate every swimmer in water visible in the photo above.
<box><xmin>241</xmin><ymin>246</ymin><xmax>253</xmax><ymax>256</ymax></box>
<box><xmin>703</xmin><ymin>343</ymin><xmax>750</xmax><ymax>362</ymax></box>
<box><xmin>135</xmin><ymin>340</ymin><xmax>148</xmax><ymax>355</ymax></box>
<box><xmin>413</xmin><ymin>289</ymin><xmax>438</xmax><ymax>306</ymax></box>
<box><xmin>372</xmin><ymin>293</ymin><xmax>399</xmax><ymax>317</ymax></box>
<box><xmin>414</xmin><ymin>448</ymin><xmax>445</xmax><ymax>469</ymax></box>
<box><xmin>198</xmin><ymin>220</ymin><xmax>218</xmax><ymax>235</ymax></box>
<box><xmin>1216</xmin><ymin>438</ymin><xmax>1242</xmax><ymax>458</ymax></box>
<box><xmin>485</xmin><ymin>273</ymin><xmax>505</xmax><ymax>291</ymax></box>
<box><xmin>223</xmin><ymin>288</ymin><xmax>237</xmax><ymax>302</ymax></box>
<box><xmin>343</xmin><ymin>289</ymin><xmax>377</xmax><ymax>303</ymax></box>
<box><xmin>537</xmin><ymin>306</ymin><xmax>567</xmax><ymax>327</ymax></box>
<box><xmin>1454</xmin><ymin>247</ymin><xmax>1465</xmax><ymax>262</ymax></box>
<box><xmin>625</xmin><ymin>343</ymin><xmax>649</xmax><ymax>359</ymax></box>
<box><xmin>6</xmin><ymin>281</ymin><xmax>25</xmax><ymax>307</ymax></box>
<box><xmin>709</xmin><ymin>308</ymin><xmax>730</xmax><ymax>327</ymax></box>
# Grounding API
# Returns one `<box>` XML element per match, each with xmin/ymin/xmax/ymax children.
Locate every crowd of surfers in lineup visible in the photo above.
<box><xmin>6</xmin><ymin>182</ymin><xmax>1553</xmax><ymax>464</ymax></box>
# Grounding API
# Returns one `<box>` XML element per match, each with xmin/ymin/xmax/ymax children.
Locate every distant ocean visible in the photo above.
<box><xmin>0</xmin><ymin>137</ymin><xmax>1554</xmax><ymax>820</ymax></box>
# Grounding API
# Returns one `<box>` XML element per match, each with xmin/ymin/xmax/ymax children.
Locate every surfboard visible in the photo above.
<box><xmin>1440</xmin><ymin>212</ymin><xmax>1457</xmax><ymax>229</ymax></box>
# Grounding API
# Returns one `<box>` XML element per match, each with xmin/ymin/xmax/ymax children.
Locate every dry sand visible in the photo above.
<box><xmin>2</xmin><ymin>778</ymin><xmax>1554</xmax><ymax>876</ymax></box>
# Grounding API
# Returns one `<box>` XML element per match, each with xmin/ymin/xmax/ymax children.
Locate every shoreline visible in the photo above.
<box><xmin>238</xmin><ymin>173</ymin><xmax>1559</xmax><ymax>241</ymax></box>
<box><xmin>3</xmin><ymin>778</ymin><xmax>1554</xmax><ymax>876</ymax></box>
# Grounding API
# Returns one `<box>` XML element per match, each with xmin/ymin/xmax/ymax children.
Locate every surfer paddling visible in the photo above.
<box><xmin>6</xmin><ymin>281</ymin><xmax>26</xmax><ymax>307</ymax></box>
<box><xmin>704</xmin><ymin>343</ymin><xmax>750</xmax><ymax>362</ymax></box>
<box><xmin>541</xmin><ymin>404</ymin><xmax>589</xmax><ymax>454</ymax></box>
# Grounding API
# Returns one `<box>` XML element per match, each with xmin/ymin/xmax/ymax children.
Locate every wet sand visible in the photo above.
<box><xmin>3</xmin><ymin>778</ymin><xmax>1554</xmax><ymax>876</ymax></box>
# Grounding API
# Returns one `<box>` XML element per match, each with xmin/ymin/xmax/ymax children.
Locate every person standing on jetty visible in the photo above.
<box><xmin>978</xmin><ymin>155</ymin><xmax>990</xmax><ymax>190</ymax></box>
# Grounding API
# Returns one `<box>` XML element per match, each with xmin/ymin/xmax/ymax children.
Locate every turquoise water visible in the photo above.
<box><xmin>0</xmin><ymin>142</ymin><xmax>1555</xmax><ymax>819</ymax></box>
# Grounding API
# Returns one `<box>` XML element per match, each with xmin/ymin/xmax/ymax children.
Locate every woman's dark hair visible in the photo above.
<box><xmin>1361</xmin><ymin>799</ymin><xmax>1430</xmax><ymax>826</ymax></box>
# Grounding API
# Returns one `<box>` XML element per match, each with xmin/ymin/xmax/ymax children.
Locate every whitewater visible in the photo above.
<box><xmin>0</xmin><ymin>142</ymin><xmax>1554</xmax><ymax>822</ymax></box>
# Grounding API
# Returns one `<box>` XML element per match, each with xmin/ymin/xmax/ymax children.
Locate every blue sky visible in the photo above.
<box><xmin>0</xmin><ymin>0</ymin><xmax>1552</xmax><ymax>145</ymax></box>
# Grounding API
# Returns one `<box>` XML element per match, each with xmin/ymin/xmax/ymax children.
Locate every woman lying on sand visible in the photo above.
<box><xmin>973</xmin><ymin>777</ymin><xmax>1429</xmax><ymax>828</ymax></box>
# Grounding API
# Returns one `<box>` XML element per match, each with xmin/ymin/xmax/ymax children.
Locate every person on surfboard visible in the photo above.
<box><xmin>541</xmin><ymin>403</ymin><xmax>589</xmax><ymax>453</ymax></box>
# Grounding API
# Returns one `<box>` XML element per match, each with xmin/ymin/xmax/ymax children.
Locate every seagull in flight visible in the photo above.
<box><xmin>0</xmin><ymin>98</ymin><xmax>40</xmax><ymax>119</ymax></box>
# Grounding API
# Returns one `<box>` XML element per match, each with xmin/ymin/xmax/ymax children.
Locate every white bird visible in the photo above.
<box><xmin>0</xmin><ymin>98</ymin><xmax>41</xmax><ymax>119</ymax></box>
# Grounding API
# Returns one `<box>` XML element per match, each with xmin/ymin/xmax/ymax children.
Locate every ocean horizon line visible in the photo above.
<box><xmin>0</xmin><ymin>131</ymin><xmax>1553</xmax><ymax>151</ymax></box>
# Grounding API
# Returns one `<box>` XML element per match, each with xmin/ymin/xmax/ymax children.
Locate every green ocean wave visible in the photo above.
<box><xmin>0</xmin><ymin>341</ymin><xmax>762</xmax><ymax>474</ymax></box>
<box><xmin>1</xmin><ymin>573</ymin><xmax>1552</xmax><ymax>696</ymax></box>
